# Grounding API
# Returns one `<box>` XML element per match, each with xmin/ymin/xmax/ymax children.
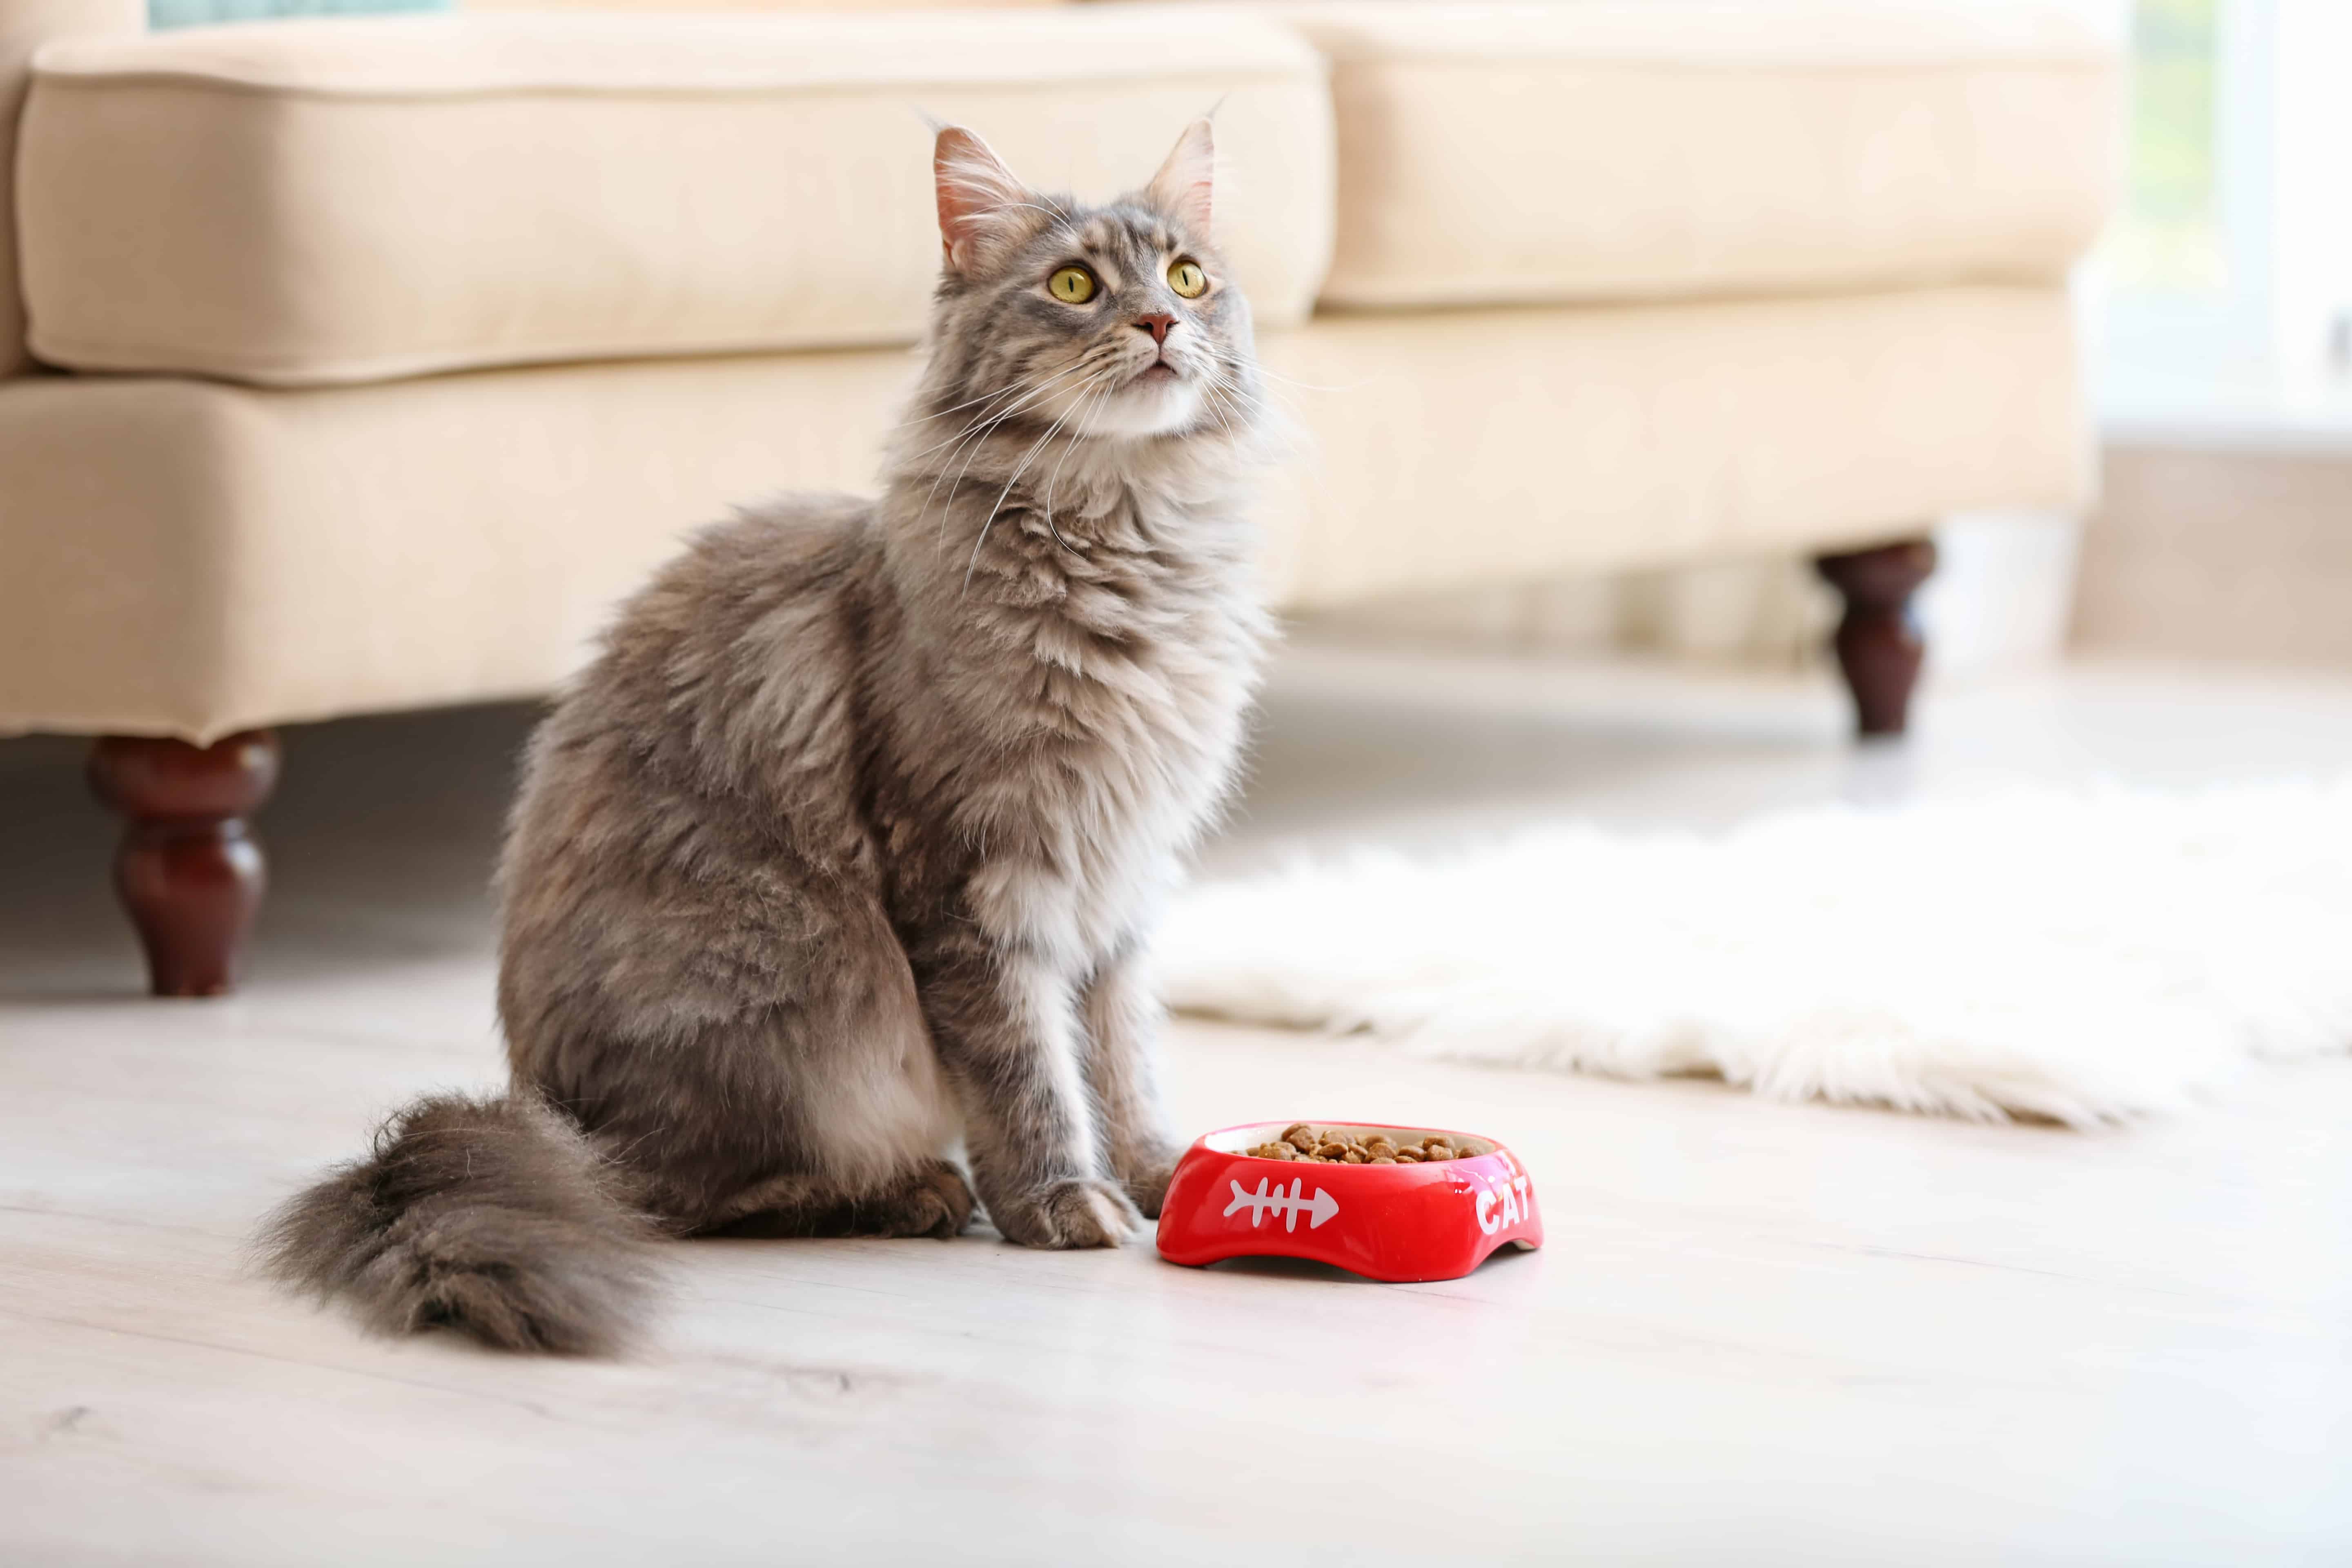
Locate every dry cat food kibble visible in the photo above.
<box><xmin>1245</xmin><ymin>1125</ymin><xmax>1472</xmax><ymax>1164</ymax></box>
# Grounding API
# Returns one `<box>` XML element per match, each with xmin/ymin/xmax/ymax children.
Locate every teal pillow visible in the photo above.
<box><xmin>150</xmin><ymin>0</ymin><xmax>447</xmax><ymax>29</ymax></box>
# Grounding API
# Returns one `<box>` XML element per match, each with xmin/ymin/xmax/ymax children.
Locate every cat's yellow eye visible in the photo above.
<box><xmin>1167</xmin><ymin>259</ymin><xmax>1208</xmax><ymax>299</ymax></box>
<box><xmin>1048</xmin><ymin>266</ymin><xmax>1097</xmax><ymax>304</ymax></box>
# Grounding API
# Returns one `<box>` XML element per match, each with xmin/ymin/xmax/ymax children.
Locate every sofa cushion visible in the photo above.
<box><xmin>0</xmin><ymin>286</ymin><xmax>2082</xmax><ymax>739</ymax></box>
<box><xmin>0</xmin><ymin>0</ymin><xmax>144</xmax><ymax>378</ymax></box>
<box><xmin>18</xmin><ymin>7</ymin><xmax>1334</xmax><ymax>386</ymax></box>
<box><xmin>1263</xmin><ymin>285</ymin><xmax>2085</xmax><ymax>609</ymax></box>
<box><xmin>1277</xmin><ymin>0</ymin><xmax>2117</xmax><ymax>310</ymax></box>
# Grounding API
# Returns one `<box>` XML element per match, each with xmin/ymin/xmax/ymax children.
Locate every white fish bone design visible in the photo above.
<box><xmin>1224</xmin><ymin>1176</ymin><xmax>1339</xmax><ymax>1231</ymax></box>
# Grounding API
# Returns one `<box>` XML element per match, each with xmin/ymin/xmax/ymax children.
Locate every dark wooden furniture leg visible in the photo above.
<box><xmin>1814</xmin><ymin>537</ymin><xmax>1938</xmax><ymax>738</ymax></box>
<box><xmin>87</xmin><ymin>731</ymin><xmax>282</xmax><ymax>997</ymax></box>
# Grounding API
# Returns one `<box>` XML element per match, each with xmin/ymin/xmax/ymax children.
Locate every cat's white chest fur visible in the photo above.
<box><xmin>964</xmin><ymin>530</ymin><xmax>1262</xmax><ymax>973</ymax></box>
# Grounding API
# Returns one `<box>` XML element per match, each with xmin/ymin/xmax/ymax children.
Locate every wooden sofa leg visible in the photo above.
<box><xmin>1814</xmin><ymin>538</ymin><xmax>1938</xmax><ymax>738</ymax></box>
<box><xmin>87</xmin><ymin>731</ymin><xmax>282</xmax><ymax>997</ymax></box>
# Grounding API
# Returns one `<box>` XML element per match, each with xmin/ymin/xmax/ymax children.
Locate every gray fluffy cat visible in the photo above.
<box><xmin>263</xmin><ymin>121</ymin><xmax>1270</xmax><ymax>1354</ymax></box>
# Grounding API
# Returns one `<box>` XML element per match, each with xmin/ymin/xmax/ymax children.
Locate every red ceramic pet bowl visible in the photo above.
<box><xmin>1155</xmin><ymin>1120</ymin><xmax>1542</xmax><ymax>1283</ymax></box>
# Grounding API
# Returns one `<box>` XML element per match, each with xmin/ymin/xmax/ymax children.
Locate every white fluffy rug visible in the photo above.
<box><xmin>1162</xmin><ymin>779</ymin><xmax>2352</xmax><ymax>1126</ymax></box>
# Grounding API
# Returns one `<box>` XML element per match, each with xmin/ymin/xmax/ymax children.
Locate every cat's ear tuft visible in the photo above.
<box><xmin>1148</xmin><ymin>118</ymin><xmax>1214</xmax><ymax>237</ymax></box>
<box><xmin>934</xmin><ymin>125</ymin><xmax>1030</xmax><ymax>276</ymax></box>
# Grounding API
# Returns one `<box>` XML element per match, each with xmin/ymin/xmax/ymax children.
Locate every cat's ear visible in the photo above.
<box><xmin>1147</xmin><ymin>118</ymin><xmax>1214</xmax><ymax>236</ymax></box>
<box><xmin>934</xmin><ymin>125</ymin><xmax>1031</xmax><ymax>276</ymax></box>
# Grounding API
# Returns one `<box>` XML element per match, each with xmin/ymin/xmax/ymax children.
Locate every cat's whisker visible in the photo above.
<box><xmin>1212</xmin><ymin>376</ymin><xmax>1268</xmax><ymax>419</ymax></box>
<box><xmin>891</xmin><ymin>374</ymin><xmax>1056</xmax><ymax>434</ymax></box>
<box><xmin>964</xmin><ymin>367</ymin><xmax>1115</xmax><ymax>592</ymax></box>
<box><xmin>1243</xmin><ymin>365</ymin><xmax>1340</xmax><ymax>394</ymax></box>
<box><xmin>1040</xmin><ymin>382</ymin><xmax>1107</xmax><ymax>516</ymax></box>
<box><xmin>1189</xmin><ymin>357</ymin><xmax>1256</xmax><ymax>399</ymax></box>
<box><xmin>923</xmin><ymin>358</ymin><xmax>1113</xmax><ymax>521</ymax></box>
<box><xmin>1187</xmin><ymin>363</ymin><xmax>1264</xmax><ymax>442</ymax></box>
<box><xmin>1039</xmin><ymin>376</ymin><xmax>1122</xmax><ymax>552</ymax></box>
<box><xmin>1196</xmin><ymin>361</ymin><xmax>1268</xmax><ymax>411</ymax></box>
<box><xmin>1198</xmin><ymin>392</ymin><xmax>1238</xmax><ymax>443</ymax></box>
<box><xmin>916</xmin><ymin>362</ymin><xmax>1105</xmax><ymax>548</ymax></box>
<box><xmin>1201</xmin><ymin>387</ymin><xmax>1246</xmax><ymax>444</ymax></box>
<box><xmin>887</xmin><ymin>367</ymin><xmax>1038</xmax><ymax>430</ymax></box>
<box><xmin>926</xmin><ymin>353</ymin><xmax>1114</xmax><ymax>448</ymax></box>
<box><xmin>971</xmin><ymin>370</ymin><xmax>1113</xmax><ymax>548</ymax></box>
<box><xmin>905</xmin><ymin>361</ymin><xmax>1091</xmax><ymax>466</ymax></box>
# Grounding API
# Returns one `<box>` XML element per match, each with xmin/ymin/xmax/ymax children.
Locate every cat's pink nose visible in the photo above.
<box><xmin>1134</xmin><ymin>313</ymin><xmax>1176</xmax><ymax>345</ymax></box>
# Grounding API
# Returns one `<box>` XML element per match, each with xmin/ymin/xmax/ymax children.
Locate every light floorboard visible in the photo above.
<box><xmin>4</xmin><ymin>653</ymin><xmax>2349</xmax><ymax>1563</ymax></box>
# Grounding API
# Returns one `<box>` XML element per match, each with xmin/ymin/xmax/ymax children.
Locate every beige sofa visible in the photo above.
<box><xmin>0</xmin><ymin>0</ymin><xmax>2116</xmax><ymax>992</ymax></box>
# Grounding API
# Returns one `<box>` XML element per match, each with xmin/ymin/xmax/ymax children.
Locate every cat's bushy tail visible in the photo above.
<box><xmin>259</xmin><ymin>1091</ymin><xmax>661</xmax><ymax>1355</ymax></box>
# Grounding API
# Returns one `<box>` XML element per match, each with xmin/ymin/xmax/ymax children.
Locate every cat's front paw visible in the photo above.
<box><xmin>1117</xmin><ymin>1146</ymin><xmax>1183</xmax><ymax>1220</ymax></box>
<box><xmin>991</xmin><ymin>1178</ymin><xmax>1144</xmax><ymax>1249</ymax></box>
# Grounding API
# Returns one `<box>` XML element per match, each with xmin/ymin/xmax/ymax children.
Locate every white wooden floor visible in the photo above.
<box><xmin>5</xmin><ymin>650</ymin><xmax>2350</xmax><ymax>1564</ymax></box>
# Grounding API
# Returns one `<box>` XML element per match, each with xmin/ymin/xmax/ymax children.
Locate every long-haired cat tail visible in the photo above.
<box><xmin>259</xmin><ymin>1094</ymin><xmax>662</xmax><ymax>1354</ymax></box>
<box><xmin>261</xmin><ymin>119</ymin><xmax>1274</xmax><ymax>1355</ymax></box>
